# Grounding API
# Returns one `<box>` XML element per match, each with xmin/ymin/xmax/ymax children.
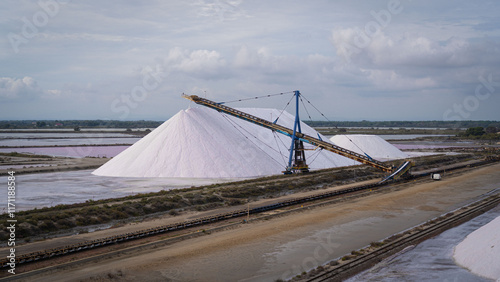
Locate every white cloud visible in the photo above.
<box><xmin>0</xmin><ymin>1</ymin><xmax>499</xmax><ymax>120</ymax></box>
<box><xmin>329</xmin><ymin>27</ymin><xmax>500</xmax><ymax>98</ymax></box>
<box><xmin>233</xmin><ymin>46</ymin><xmax>295</xmax><ymax>73</ymax></box>
<box><xmin>367</xmin><ymin>69</ymin><xmax>437</xmax><ymax>90</ymax></box>
<box><xmin>366</xmin><ymin>34</ymin><xmax>476</xmax><ymax>68</ymax></box>
<box><xmin>0</xmin><ymin>77</ymin><xmax>40</xmax><ymax>100</ymax></box>
<box><xmin>232</xmin><ymin>45</ymin><xmax>334</xmax><ymax>77</ymax></box>
<box><xmin>164</xmin><ymin>47</ymin><xmax>227</xmax><ymax>79</ymax></box>
<box><xmin>332</xmin><ymin>27</ymin><xmax>500</xmax><ymax>70</ymax></box>
<box><xmin>192</xmin><ymin>0</ymin><xmax>246</xmax><ymax>22</ymax></box>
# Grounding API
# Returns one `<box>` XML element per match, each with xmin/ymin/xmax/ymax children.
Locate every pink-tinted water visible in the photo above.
<box><xmin>0</xmin><ymin>146</ymin><xmax>129</xmax><ymax>158</ymax></box>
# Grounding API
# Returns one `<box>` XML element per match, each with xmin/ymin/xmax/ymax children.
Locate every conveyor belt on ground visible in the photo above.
<box><xmin>0</xmin><ymin>158</ymin><xmax>497</xmax><ymax>268</ymax></box>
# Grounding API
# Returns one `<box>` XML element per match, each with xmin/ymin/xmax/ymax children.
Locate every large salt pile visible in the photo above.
<box><xmin>453</xmin><ymin>215</ymin><xmax>500</xmax><ymax>280</ymax></box>
<box><xmin>93</xmin><ymin>107</ymin><xmax>356</xmax><ymax>178</ymax></box>
<box><xmin>329</xmin><ymin>134</ymin><xmax>408</xmax><ymax>160</ymax></box>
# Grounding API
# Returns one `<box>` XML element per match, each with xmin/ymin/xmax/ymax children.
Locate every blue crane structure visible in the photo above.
<box><xmin>182</xmin><ymin>92</ymin><xmax>412</xmax><ymax>180</ymax></box>
<box><xmin>286</xmin><ymin>90</ymin><xmax>308</xmax><ymax>174</ymax></box>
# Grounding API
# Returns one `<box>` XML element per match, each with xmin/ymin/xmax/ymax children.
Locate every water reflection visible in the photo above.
<box><xmin>347</xmin><ymin>205</ymin><xmax>500</xmax><ymax>282</ymax></box>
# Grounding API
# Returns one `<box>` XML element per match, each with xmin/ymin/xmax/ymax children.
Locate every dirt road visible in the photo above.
<box><xmin>9</xmin><ymin>163</ymin><xmax>500</xmax><ymax>281</ymax></box>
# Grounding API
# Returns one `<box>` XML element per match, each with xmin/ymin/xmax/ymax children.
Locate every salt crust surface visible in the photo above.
<box><xmin>93</xmin><ymin>107</ymin><xmax>355</xmax><ymax>178</ymax></box>
<box><xmin>329</xmin><ymin>134</ymin><xmax>409</xmax><ymax>160</ymax></box>
<box><xmin>454</xmin><ymin>215</ymin><xmax>500</xmax><ymax>281</ymax></box>
<box><xmin>93</xmin><ymin>108</ymin><xmax>406</xmax><ymax>178</ymax></box>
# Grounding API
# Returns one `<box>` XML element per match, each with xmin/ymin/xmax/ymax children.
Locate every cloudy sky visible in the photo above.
<box><xmin>1</xmin><ymin>0</ymin><xmax>499</xmax><ymax>121</ymax></box>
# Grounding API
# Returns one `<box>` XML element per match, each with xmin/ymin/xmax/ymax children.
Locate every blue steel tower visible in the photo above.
<box><xmin>284</xmin><ymin>90</ymin><xmax>309</xmax><ymax>174</ymax></box>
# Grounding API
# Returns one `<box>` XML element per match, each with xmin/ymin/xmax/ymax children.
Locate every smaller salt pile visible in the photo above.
<box><xmin>93</xmin><ymin>107</ymin><xmax>356</xmax><ymax>178</ymax></box>
<box><xmin>453</xmin><ymin>216</ymin><xmax>500</xmax><ymax>280</ymax></box>
<box><xmin>329</xmin><ymin>134</ymin><xmax>408</xmax><ymax>160</ymax></box>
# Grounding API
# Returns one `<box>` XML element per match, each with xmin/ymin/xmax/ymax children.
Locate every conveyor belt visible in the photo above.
<box><xmin>182</xmin><ymin>94</ymin><xmax>394</xmax><ymax>173</ymax></box>
<box><xmin>0</xmin><ymin>158</ymin><xmax>496</xmax><ymax>269</ymax></box>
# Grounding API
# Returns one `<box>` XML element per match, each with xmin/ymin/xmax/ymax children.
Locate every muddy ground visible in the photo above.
<box><xmin>4</xmin><ymin>163</ymin><xmax>499</xmax><ymax>281</ymax></box>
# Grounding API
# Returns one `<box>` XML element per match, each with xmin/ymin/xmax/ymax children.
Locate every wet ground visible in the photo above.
<box><xmin>347</xmin><ymin>204</ymin><xmax>500</xmax><ymax>282</ymax></box>
<box><xmin>23</xmin><ymin>164</ymin><xmax>499</xmax><ymax>282</ymax></box>
<box><xmin>0</xmin><ymin>169</ymin><xmax>236</xmax><ymax>211</ymax></box>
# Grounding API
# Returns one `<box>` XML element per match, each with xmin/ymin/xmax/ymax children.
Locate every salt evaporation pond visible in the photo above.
<box><xmin>378</xmin><ymin>134</ymin><xmax>453</xmax><ymax>140</ymax></box>
<box><xmin>347</xmin><ymin>202</ymin><xmax>500</xmax><ymax>282</ymax></box>
<box><xmin>0</xmin><ymin>129</ymin><xmax>144</xmax><ymax>132</ymax></box>
<box><xmin>0</xmin><ymin>132</ymin><xmax>136</xmax><ymax>138</ymax></box>
<box><xmin>0</xmin><ymin>137</ymin><xmax>139</xmax><ymax>147</ymax></box>
<box><xmin>0</xmin><ymin>146</ymin><xmax>129</xmax><ymax>158</ymax></box>
<box><xmin>0</xmin><ymin>170</ymin><xmax>235</xmax><ymax>211</ymax></box>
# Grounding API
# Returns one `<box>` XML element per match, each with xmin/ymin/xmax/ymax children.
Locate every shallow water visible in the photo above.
<box><xmin>0</xmin><ymin>132</ymin><xmax>136</xmax><ymax>138</ymax></box>
<box><xmin>347</xmin><ymin>204</ymin><xmax>500</xmax><ymax>282</ymax></box>
<box><xmin>0</xmin><ymin>145</ymin><xmax>130</xmax><ymax>158</ymax></box>
<box><xmin>379</xmin><ymin>134</ymin><xmax>454</xmax><ymax>140</ymax></box>
<box><xmin>0</xmin><ymin>170</ymin><xmax>236</xmax><ymax>211</ymax></box>
<box><xmin>0</xmin><ymin>137</ymin><xmax>139</xmax><ymax>147</ymax></box>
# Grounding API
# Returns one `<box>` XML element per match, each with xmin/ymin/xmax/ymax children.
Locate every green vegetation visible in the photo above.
<box><xmin>0</xmin><ymin>120</ymin><xmax>163</xmax><ymax>129</ymax></box>
<box><xmin>0</xmin><ymin>152</ymin><xmax>53</xmax><ymax>158</ymax></box>
<box><xmin>351</xmin><ymin>250</ymin><xmax>363</xmax><ymax>256</ymax></box>
<box><xmin>305</xmin><ymin>120</ymin><xmax>500</xmax><ymax>129</ymax></box>
<box><xmin>0</xmin><ymin>165</ymin><xmax>381</xmax><ymax>241</ymax></box>
<box><xmin>370</xmin><ymin>241</ymin><xmax>385</xmax><ymax>248</ymax></box>
<box><xmin>465</xmin><ymin>127</ymin><xmax>486</xmax><ymax>136</ymax></box>
<box><xmin>315</xmin><ymin>124</ymin><xmax>499</xmax><ymax>139</ymax></box>
<box><xmin>460</xmin><ymin>126</ymin><xmax>500</xmax><ymax>140</ymax></box>
<box><xmin>316</xmin><ymin>127</ymin><xmax>461</xmax><ymax>136</ymax></box>
<box><xmin>0</xmin><ymin>154</ymin><xmax>488</xmax><ymax>241</ymax></box>
<box><xmin>341</xmin><ymin>255</ymin><xmax>354</xmax><ymax>261</ymax></box>
<box><xmin>1</xmin><ymin>120</ymin><xmax>499</xmax><ymax>131</ymax></box>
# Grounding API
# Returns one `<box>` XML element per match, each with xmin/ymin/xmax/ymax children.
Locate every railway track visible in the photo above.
<box><xmin>1</xmin><ymin>158</ymin><xmax>498</xmax><ymax>270</ymax></box>
<box><xmin>306</xmin><ymin>192</ymin><xmax>500</xmax><ymax>282</ymax></box>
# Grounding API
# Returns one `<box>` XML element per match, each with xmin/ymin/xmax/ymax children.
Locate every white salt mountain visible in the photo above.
<box><xmin>93</xmin><ymin>107</ymin><xmax>357</xmax><ymax>178</ymax></box>
<box><xmin>454</xmin><ymin>215</ymin><xmax>500</xmax><ymax>280</ymax></box>
<box><xmin>329</xmin><ymin>134</ymin><xmax>408</xmax><ymax>161</ymax></box>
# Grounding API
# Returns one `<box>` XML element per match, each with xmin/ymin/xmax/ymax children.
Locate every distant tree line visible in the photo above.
<box><xmin>1</xmin><ymin>119</ymin><xmax>499</xmax><ymax>131</ymax></box>
<box><xmin>460</xmin><ymin>126</ymin><xmax>500</xmax><ymax>140</ymax></box>
<box><xmin>304</xmin><ymin>120</ymin><xmax>500</xmax><ymax>129</ymax></box>
<box><xmin>0</xmin><ymin>120</ymin><xmax>163</xmax><ymax>129</ymax></box>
